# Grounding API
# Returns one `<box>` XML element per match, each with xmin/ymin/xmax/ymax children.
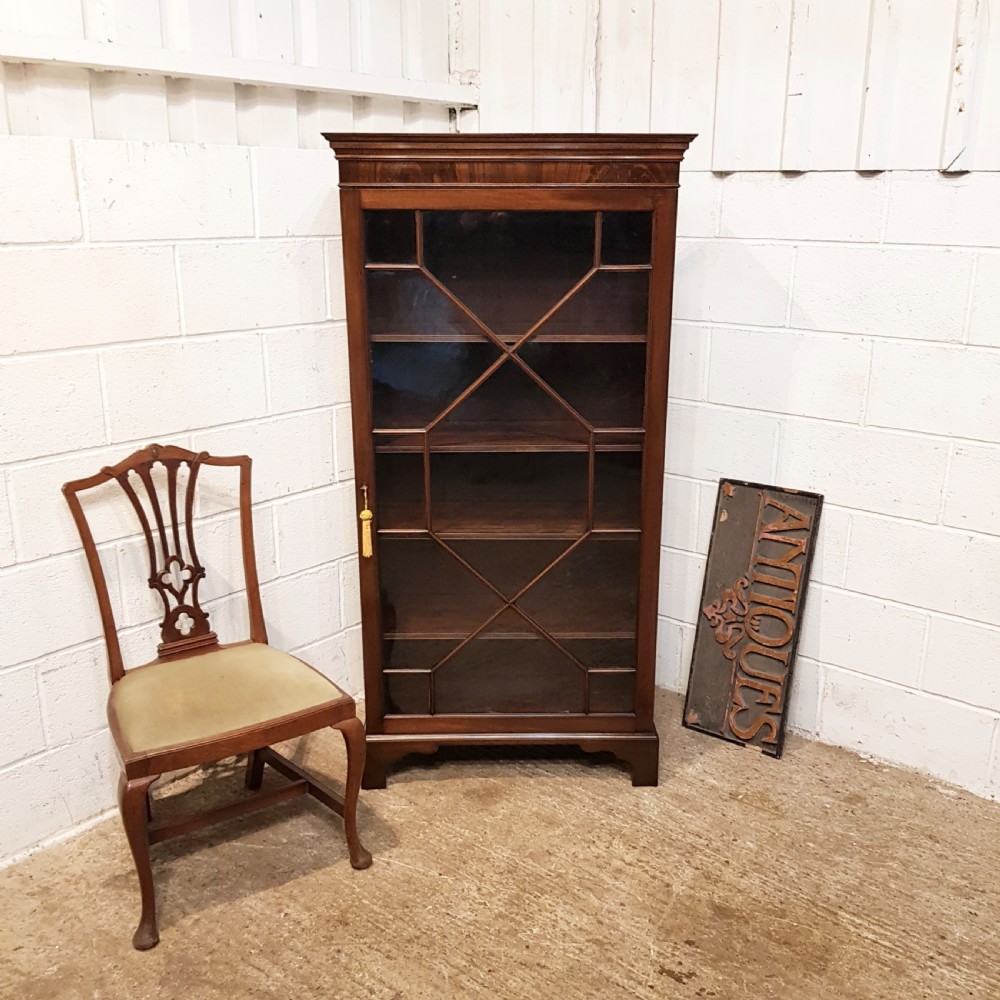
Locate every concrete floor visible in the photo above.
<box><xmin>1</xmin><ymin>690</ymin><xmax>998</xmax><ymax>1000</ymax></box>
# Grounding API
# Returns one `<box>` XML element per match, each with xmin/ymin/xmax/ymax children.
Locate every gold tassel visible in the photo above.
<box><xmin>359</xmin><ymin>485</ymin><xmax>373</xmax><ymax>559</ymax></box>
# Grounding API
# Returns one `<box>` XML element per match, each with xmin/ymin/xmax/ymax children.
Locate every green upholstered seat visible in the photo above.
<box><xmin>110</xmin><ymin>643</ymin><xmax>347</xmax><ymax>754</ymax></box>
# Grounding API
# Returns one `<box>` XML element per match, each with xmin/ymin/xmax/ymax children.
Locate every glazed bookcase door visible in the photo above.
<box><xmin>364</xmin><ymin>208</ymin><xmax>652</xmax><ymax>719</ymax></box>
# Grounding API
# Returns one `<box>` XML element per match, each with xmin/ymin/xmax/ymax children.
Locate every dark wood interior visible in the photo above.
<box><xmin>326</xmin><ymin>133</ymin><xmax>694</xmax><ymax>787</ymax></box>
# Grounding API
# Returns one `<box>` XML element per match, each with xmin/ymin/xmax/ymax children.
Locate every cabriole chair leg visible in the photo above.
<box><xmin>335</xmin><ymin>718</ymin><xmax>373</xmax><ymax>870</ymax></box>
<box><xmin>118</xmin><ymin>772</ymin><xmax>159</xmax><ymax>950</ymax></box>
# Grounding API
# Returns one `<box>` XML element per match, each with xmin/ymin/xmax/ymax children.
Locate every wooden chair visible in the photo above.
<box><xmin>63</xmin><ymin>443</ymin><xmax>372</xmax><ymax>950</ymax></box>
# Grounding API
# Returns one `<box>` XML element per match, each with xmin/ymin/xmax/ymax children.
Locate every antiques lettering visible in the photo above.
<box><xmin>704</xmin><ymin>497</ymin><xmax>812</xmax><ymax>747</ymax></box>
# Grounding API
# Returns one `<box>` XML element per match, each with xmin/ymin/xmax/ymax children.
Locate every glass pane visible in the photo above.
<box><xmin>383</xmin><ymin>638</ymin><xmax>457</xmax><ymax>670</ymax></box>
<box><xmin>589</xmin><ymin>671</ymin><xmax>636</xmax><ymax>713</ymax></box>
<box><xmin>367</xmin><ymin>270</ymin><xmax>483</xmax><ymax>338</ymax></box>
<box><xmin>379</xmin><ymin>537</ymin><xmax>502</xmax><ymax>635</ymax></box>
<box><xmin>478</xmin><ymin>607</ymin><xmax>537</xmax><ymax>635</ymax></box>
<box><xmin>435</xmin><ymin>637</ymin><xmax>585</xmax><ymax>714</ymax></box>
<box><xmin>431</xmin><ymin>359</ymin><xmax>589</xmax><ymax>449</ymax></box>
<box><xmin>372</xmin><ymin>341</ymin><xmax>500</xmax><ymax>428</ymax></box>
<box><xmin>517</xmin><ymin>343</ymin><xmax>646</xmax><ymax>428</ymax></box>
<box><xmin>593</xmin><ymin>451</ymin><xmax>642</xmax><ymax>530</ymax></box>
<box><xmin>447</xmin><ymin>539</ymin><xmax>575</xmax><ymax>599</ymax></box>
<box><xmin>430</xmin><ymin>452</ymin><xmax>588</xmax><ymax>535</ymax></box>
<box><xmin>374</xmin><ymin>452</ymin><xmax>425</xmax><ymax>529</ymax></box>
<box><xmin>423</xmin><ymin>211</ymin><xmax>595</xmax><ymax>335</ymax></box>
<box><xmin>601</xmin><ymin>212</ymin><xmax>652</xmax><ymax>265</ymax></box>
<box><xmin>517</xmin><ymin>536</ymin><xmax>640</xmax><ymax>634</ymax></box>
<box><xmin>562</xmin><ymin>637</ymin><xmax>636</xmax><ymax>668</ymax></box>
<box><xmin>366</xmin><ymin>207</ymin><xmax>650</xmax><ymax>719</ymax></box>
<box><xmin>530</xmin><ymin>271</ymin><xmax>649</xmax><ymax>340</ymax></box>
<box><xmin>384</xmin><ymin>671</ymin><xmax>430</xmax><ymax>714</ymax></box>
<box><xmin>365</xmin><ymin>211</ymin><xmax>416</xmax><ymax>263</ymax></box>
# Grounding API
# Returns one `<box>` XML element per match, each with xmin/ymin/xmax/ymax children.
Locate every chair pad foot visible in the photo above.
<box><xmin>351</xmin><ymin>846</ymin><xmax>374</xmax><ymax>871</ymax></box>
<box><xmin>132</xmin><ymin>924</ymin><xmax>159</xmax><ymax>951</ymax></box>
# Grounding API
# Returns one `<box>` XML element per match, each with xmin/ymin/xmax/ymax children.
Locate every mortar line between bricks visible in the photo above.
<box><xmin>858</xmin><ymin>339</ymin><xmax>875</xmax><ymax>427</ymax></box>
<box><xmin>961</xmin><ymin>253</ymin><xmax>980</xmax><ymax>345</ymax></box>
<box><xmin>0</xmin><ymin>809</ymin><xmax>118</xmax><ymax>873</ymax></box>
<box><xmin>0</xmin><ymin>482</ymin><xmax>346</xmax><ymax>570</ymax></box>
<box><xmin>0</xmin><ymin>234</ymin><xmax>340</xmax><ymax>251</ymax></box>
<box><xmin>878</xmin><ymin>171</ymin><xmax>893</xmax><ymax>243</ymax></box>
<box><xmin>658</xmin><ymin>543</ymin><xmax>1000</xmax><ymax>635</ymax></box>
<box><xmin>3</xmin><ymin>234</ymin><xmax>999</xmax><ymax>252</ymax></box>
<box><xmin>0</xmin><ymin>728</ymin><xmax>112</xmax><ymax>778</ymax></box>
<box><xmin>115</xmin><ymin>564</ymin><xmax>354</xmax><ymax>658</ymax></box>
<box><xmin>672</xmin><ymin>317</ymin><xmax>1000</xmax><ymax>351</ymax></box>
<box><xmin>810</xmin><ymin>660</ymin><xmax>826</xmax><ymax>738</ymax></box>
<box><xmin>270</xmin><ymin>504</ymin><xmax>283</xmax><ymax>575</ymax></box>
<box><xmin>248</xmin><ymin>146</ymin><xmax>261</xmax><ymax>238</ymax></box>
<box><xmin>936</xmin><ymin>442</ymin><xmax>956</xmax><ymax>524</ymax></box>
<box><xmin>95</xmin><ymin>354</ymin><xmax>113</xmax><ymax>445</ymax></box>
<box><xmin>173</xmin><ymin>244</ymin><xmax>187</xmax><ymax>335</ymax></box>
<box><xmin>915</xmin><ymin>613</ymin><xmax>932</xmax><ymax>689</ymax></box>
<box><xmin>1</xmin><ymin>402</ymin><xmax>338</xmax><ymax>468</ymax></box>
<box><xmin>987</xmin><ymin>722</ymin><xmax>1000</xmax><ymax>792</ymax></box>
<box><xmin>4</xmin><ymin>319</ymin><xmax>995</xmax><ymax>361</ymax></box>
<box><xmin>813</xmin><ymin>580</ymin><xmax>1000</xmax><ymax>635</ymax></box>
<box><xmin>260</xmin><ymin>332</ymin><xmax>273</xmax><ymax>414</ymax></box>
<box><xmin>782</xmin><ymin>244</ymin><xmax>797</xmax><ymax>327</ymax></box>
<box><xmin>33</xmin><ymin>660</ymin><xmax>54</xmax><ymax>747</ymax></box>
<box><xmin>659</xmin><ymin>475</ymin><xmax>998</xmax><ymax>543</ymax></box>
<box><xmin>675</xmin><ymin>235</ymin><xmax>1000</xmax><ymax>252</ymax></box>
<box><xmin>700</xmin><ymin>327</ymin><xmax>712</xmax><ymax>400</ymax></box>
<box><xmin>839</xmin><ymin>513</ymin><xmax>852</xmax><ymax>588</ymax></box>
<box><xmin>70</xmin><ymin>139</ymin><xmax>89</xmax><ymax>243</ymax></box>
<box><xmin>290</xmin><ymin>623</ymin><xmax>354</xmax><ymax>654</ymax></box>
<box><xmin>822</xmin><ymin>661</ymin><xmax>1000</xmax><ymax>720</ymax></box>
<box><xmin>323</xmin><ymin>238</ymin><xmax>333</xmax><ymax>320</ymax></box>
<box><xmin>657</xmin><ymin>616</ymin><xmax>999</xmax><ymax>728</ymax></box>
<box><xmin>1</xmin><ymin>318</ymin><xmax>341</xmax><ymax>360</ymax></box>
<box><xmin>668</xmin><ymin>398</ymin><xmax>1000</xmax><ymax>449</ymax></box>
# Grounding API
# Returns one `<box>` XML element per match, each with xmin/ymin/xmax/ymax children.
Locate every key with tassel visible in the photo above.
<box><xmin>359</xmin><ymin>484</ymin><xmax>373</xmax><ymax>558</ymax></box>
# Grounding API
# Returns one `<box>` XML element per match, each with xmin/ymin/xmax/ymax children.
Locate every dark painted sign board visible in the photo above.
<box><xmin>682</xmin><ymin>480</ymin><xmax>823</xmax><ymax>757</ymax></box>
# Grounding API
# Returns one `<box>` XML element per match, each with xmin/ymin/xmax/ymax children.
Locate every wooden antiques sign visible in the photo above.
<box><xmin>683</xmin><ymin>480</ymin><xmax>823</xmax><ymax>757</ymax></box>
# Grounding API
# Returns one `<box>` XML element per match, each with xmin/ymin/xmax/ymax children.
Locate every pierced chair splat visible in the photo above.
<box><xmin>62</xmin><ymin>443</ymin><xmax>372</xmax><ymax>951</ymax></box>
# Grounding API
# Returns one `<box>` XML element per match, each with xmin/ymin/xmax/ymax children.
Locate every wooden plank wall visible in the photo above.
<box><xmin>477</xmin><ymin>0</ymin><xmax>1000</xmax><ymax>172</ymax></box>
<box><xmin>0</xmin><ymin>0</ymin><xmax>454</xmax><ymax>145</ymax></box>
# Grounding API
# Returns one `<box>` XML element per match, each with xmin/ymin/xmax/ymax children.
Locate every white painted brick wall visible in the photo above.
<box><xmin>867</xmin><ymin>341</ymin><xmax>1000</xmax><ymax>439</ymax></box>
<box><xmin>76</xmin><ymin>141</ymin><xmax>255</xmax><ymax>241</ymax></box>
<box><xmin>674</xmin><ymin>240</ymin><xmax>794</xmax><ymax>326</ymax></box>
<box><xmin>0</xmin><ymin>247</ymin><xmax>180</xmax><ymax>354</ymax></box>
<box><xmin>0</xmin><ymin>137</ymin><xmax>82</xmax><ymax>243</ymax></box>
<box><xmin>656</xmin><ymin>168</ymin><xmax>1000</xmax><ymax>801</ymax></box>
<box><xmin>707</xmin><ymin>328</ymin><xmax>870</xmax><ymax>422</ymax></box>
<box><xmin>944</xmin><ymin>445</ymin><xmax>1000</xmax><ymax>533</ymax></box>
<box><xmin>969</xmin><ymin>253</ymin><xmax>1000</xmax><ymax>348</ymax></box>
<box><xmin>0</xmin><ymin>136</ymin><xmax>362</xmax><ymax>864</ymax></box>
<box><xmin>719</xmin><ymin>172</ymin><xmax>887</xmax><ymax>243</ymax></box>
<box><xmin>178</xmin><ymin>240</ymin><xmax>328</xmax><ymax>334</ymax></box>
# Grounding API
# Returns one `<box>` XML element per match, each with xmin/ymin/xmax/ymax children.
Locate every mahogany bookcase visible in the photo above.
<box><xmin>325</xmin><ymin>133</ymin><xmax>694</xmax><ymax>787</ymax></box>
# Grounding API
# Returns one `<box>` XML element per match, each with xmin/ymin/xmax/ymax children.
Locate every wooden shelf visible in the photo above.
<box><xmin>384</xmin><ymin>631</ymin><xmax>637</xmax><ymax>641</ymax></box>
<box><xmin>370</xmin><ymin>333</ymin><xmax>647</xmax><ymax>344</ymax></box>
<box><xmin>378</xmin><ymin>534</ymin><xmax>640</xmax><ymax>637</ymax></box>
<box><xmin>378</xmin><ymin>527</ymin><xmax>641</xmax><ymax>540</ymax></box>
<box><xmin>373</xmin><ymin>424</ymin><xmax>644</xmax><ymax>453</ymax></box>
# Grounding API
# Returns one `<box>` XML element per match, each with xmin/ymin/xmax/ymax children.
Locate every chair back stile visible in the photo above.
<box><xmin>62</xmin><ymin>443</ymin><xmax>268</xmax><ymax>684</ymax></box>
